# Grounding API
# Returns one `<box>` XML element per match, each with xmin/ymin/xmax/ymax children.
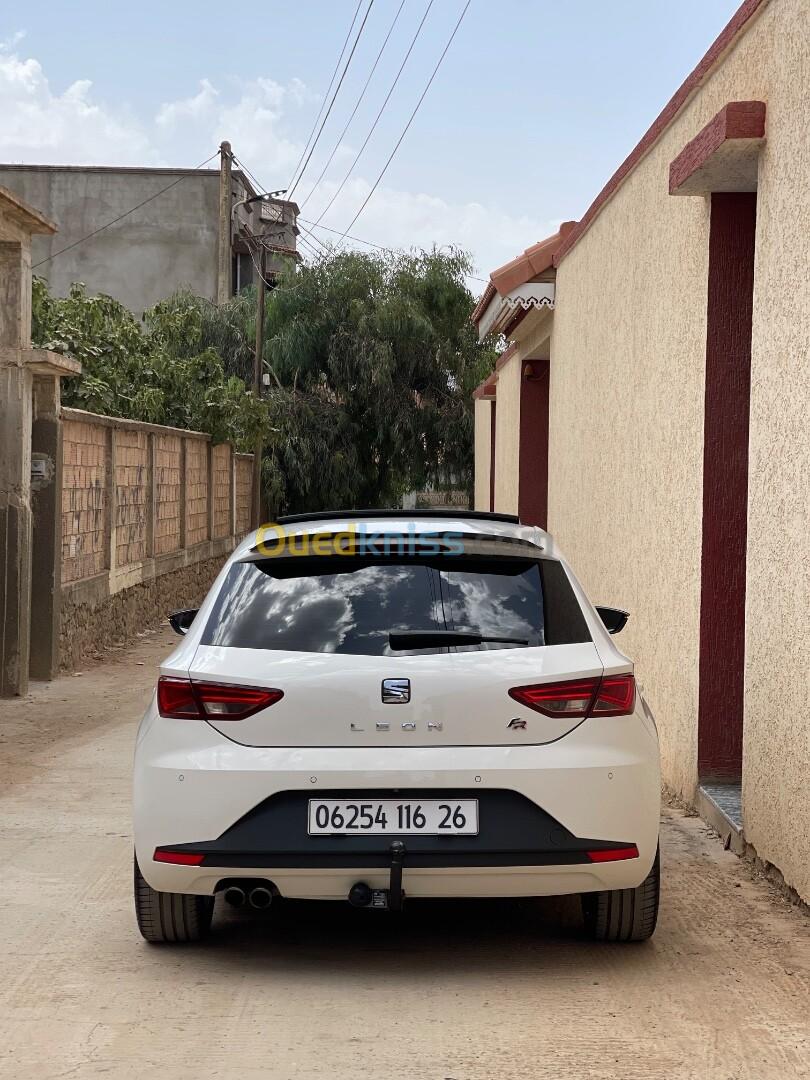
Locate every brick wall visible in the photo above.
<box><xmin>115</xmin><ymin>427</ymin><xmax>149</xmax><ymax>567</ymax></box>
<box><xmin>185</xmin><ymin>438</ymin><xmax>209</xmax><ymax>547</ymax></box>
<box><xmin>153</xmin><ymin>432</ymin><xmax>182</xmax><ymax>557</ymax></box>
<box><xmin>211</xmin><ymin>443</ymin><xmax>232</xmax><ymax>540</ymax></box>
<box><xmin>235</xmin><ymin>454</ymin><xmax>253</xmax><ymax>536</ymax></box>
<box><xmin>61</xmin><ymin>419</ymin><xmax>107</xmax><ymax>584</ymax></box>
<box><xmin>59</xmin><ymin>409</ymin><xmax>253</xmax><ymax>670</ymax></box>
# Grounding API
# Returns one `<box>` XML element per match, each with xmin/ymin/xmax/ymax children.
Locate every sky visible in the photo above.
<box><xmin>0</xmin><ymin>0</ymin><xmax>741</xmax><ymax>290</ymax></box>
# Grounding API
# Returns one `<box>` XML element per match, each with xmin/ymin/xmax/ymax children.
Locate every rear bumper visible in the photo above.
<box><xmin>134</xmin><ymin>697</ymin><xmax>660</xmax><ymax>898</ymax></box>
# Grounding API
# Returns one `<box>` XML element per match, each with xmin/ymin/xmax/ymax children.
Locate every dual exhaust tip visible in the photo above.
<box><xmin>224</xmin><ymin>880</ymin><xmax>382</xmax><ymax>910</ymax></box>
<box><xmin>224</xmin><ymin>884</ymin><xmax>273</xmax><ymax>909</ymax></box>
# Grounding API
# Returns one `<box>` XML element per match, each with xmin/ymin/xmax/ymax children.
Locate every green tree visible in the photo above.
<box><xmin>30</xmin><ymin>244</ymin><xmax>496</xmax><ymax>516</ymax></box>
<box><xmin>260</xmin><ymin>246</ymin><xmax>496</xmax><ymax>513</ymax></box>
<box><xmin>31</xmin><ymin>279</ymin><xmax>267</xmax><ymax>451</ymax></box>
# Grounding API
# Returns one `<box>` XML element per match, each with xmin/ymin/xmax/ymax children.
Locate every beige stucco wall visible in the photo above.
<box><xmin>545</xmin><ymin>0</ymin><xmax>809</xmax><ymax>898</ymax></box>
<box><xmin>473</xmin><ymin>398</ymin><xmax>492</xmax><ymax>511</ymax></box>
<box><xmin>740</xmin><ymin>3</ymin><xmax>810</xmax><ymax>902</ymax></box>
<box><xmin>492</xmin><ymin>355</ymin><xmax>521</xmax><ymax>515</ymax></box>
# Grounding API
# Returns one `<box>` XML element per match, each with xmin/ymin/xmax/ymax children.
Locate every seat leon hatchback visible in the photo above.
<box><xmin>133</xmin><ymin>511</ymin><xmax>660</xmax><ymax>943</ymax></box>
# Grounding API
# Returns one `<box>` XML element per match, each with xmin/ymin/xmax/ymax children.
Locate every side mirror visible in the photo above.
<box><xmin>168</xmin><ymin>609</ymin><xmax>198</xmax><ymax>636</ymax></box>
<box><xmin>595</xmin><ymin>606</ymin><xmax>629</xmax><ymax>635</ymax></box>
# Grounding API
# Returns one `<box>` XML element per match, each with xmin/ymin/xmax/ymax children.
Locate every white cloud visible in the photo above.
<box><xmin>155</xmin><ymin>78</ymin><xmax>219</xmax><ymax>127</ymax></box>
<box><xmin>303</xmin><ymin>179</ymin><xmax>556</xmax><ymax>285</ymax></box>
<box><xmin>0</xmin><ymin>41</ymin><xmax>551</xmax><ymax>293</ymax></box>
<box><xmin>0</xmin><ymin>45</ymin><xmax>156</xmax><ymax>164</ymax></box>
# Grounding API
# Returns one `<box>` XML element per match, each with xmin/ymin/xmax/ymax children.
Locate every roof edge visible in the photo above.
<box><xmin>0</xmin><ymin>184</ymin><xmax>57</xmax><ymax>234</ymax></box>
<box><xmin>553</xmin><ymin>0</ymin><xmax>771</xmax><ymax>266</ymax></box>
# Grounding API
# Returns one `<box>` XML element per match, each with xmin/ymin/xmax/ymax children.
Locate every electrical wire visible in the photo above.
<box><xmin>287</xmin><ymin>0</ymin><xmax>376</xmax><ymax>200</ymax></box>
<box><xmin>32</xmin><ymin>151</ymin><xmax>219</xmax><ymax>268</ymax></box>
<box><xmin>299</xmin><ymin>0</ymin><xmax>406</xmax><ymax>211</ymax></box>
<box><xmin>232</xmin><ymin>151</ymin><xmax>329</xmax><ymax>261</ymax></box>
<box><xmin>234</xmin><ymin>158</ymin><xmax>490</xmax><ymax>285</ymax></box>
<box><xmin>300</xmin><ymin>216</ymin><xmax>388</xmax><ymax>249</ymax></box>
<box><xmin>298</xmin><ymin>235</ymin><xmax>323</xmax><ymax>259</ymax></box>
<box><xmin>299</xmin><ymin>216</ymin><xmax>489</xmax><ymax>284</ymax></box>
<box><xmin>284</xmin><ymin>0</ymin><xmax>363</xmax><ymax>194</ymax></box>
<box><xmin>297</xmin><ymin>222</ymin><xmax>329</xmax><ymax>253</ymax></box>
<box><xmin>311</xmin><ymin>0</ymin><xmax>434</xmax><ymax>229</ymax></box>
<box><xmin>333</xmin><ymin>0</ymin><xmax>471</xmax><ymax>249</ymax></box>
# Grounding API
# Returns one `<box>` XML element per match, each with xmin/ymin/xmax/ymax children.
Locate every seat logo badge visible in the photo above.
<box><xmin>508</xmin><ymin>717</ymin><xmax>527</xmax><ymax>730</ymax></box>
<box><xmin>382</xmin><ymin>678</ymin><xmax>410</xmax><ymax>704</ymax></box>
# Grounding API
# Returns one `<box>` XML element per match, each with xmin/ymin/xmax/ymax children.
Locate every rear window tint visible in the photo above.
<box><xmin>201</xmin><ymin>555</ymin><xmax>590</xmax><ymax>655</ymax></box>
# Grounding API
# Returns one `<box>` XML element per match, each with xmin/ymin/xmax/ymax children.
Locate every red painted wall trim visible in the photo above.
<box><xmin>472</xmin><ymin>369</ymin><xmax>498</xmax><ymax>400</ymax></box>
<box><xmin>553</xmin><ymin>0</ymin><xmax>770</xmax><ymax>267</ymax></box>
<box><xmin>669</xmin><ymin>101</ymin><xmax>765</xmax><ymax>193</ymax></box>
<box><xmin>698</xmin><ymin>192</ymin><xmax>757</xmax><ymax>781</ymax></box>
<box><xmin>518</xmin><ymin>360</ymin><xmax>550</xmax><ymax>528</ymax></box>
<box><xmin>495</xmin><ymin>342</ymin><xmax>517</xmax><ymax>372</ymax></box>
<box><xmin>471</xmin><ymin>282</ymin><xmax>496</xmax><ymax>325</ymax></box>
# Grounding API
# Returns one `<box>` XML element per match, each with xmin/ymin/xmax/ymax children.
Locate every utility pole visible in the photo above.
<box><xmin>217</xmin><ymin>141</ymin><xmax>232</xmax><ymax>305</ymax></box>
<box><xmin>251</xmin><ymin>243</ymin><xmax>266</xmax><ymax>529</ymax></box>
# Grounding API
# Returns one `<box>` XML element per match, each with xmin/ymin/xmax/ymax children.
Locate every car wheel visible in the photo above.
<box><xmin>134</xmin><ymin>854</ymin><xmax>214</xmax><ymax>943</ymax></box>
<box><xmin>581</xmin><ymin>845</ymin><xmax>660</xmax><ymax>942</ymax></box>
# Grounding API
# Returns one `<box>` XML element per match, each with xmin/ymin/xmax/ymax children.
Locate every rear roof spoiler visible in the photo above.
<box><xmin>274</xmin><ymin>509</ymin><xmax>521</xmax><ymax>526</ymax></box>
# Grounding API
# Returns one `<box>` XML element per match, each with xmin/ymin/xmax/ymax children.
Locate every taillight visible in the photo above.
<box><xmin>157</xmin><ymin>677</ymin><xmax>283</xmax><ymax>721</ymax></box>
<box><xmin>508</xmin><ymin>674</ymin><xmax>635</xmax><ymax>718</ymax></box>
<box><xmin>590</xmin><ymin>674</ymin><xmax>636</xmax><ymax>716</ymax></box>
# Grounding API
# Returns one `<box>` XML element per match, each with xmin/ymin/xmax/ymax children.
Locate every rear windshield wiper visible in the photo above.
<box><xmin>388</xmin><ymin>630</ymin><xmax>529</xmax><ymax>650</ymax></box>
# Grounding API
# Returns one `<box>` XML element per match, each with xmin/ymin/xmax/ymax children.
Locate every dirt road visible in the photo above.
<box><xmin>0</xmin><ymin>626</ymin><xmax>807</xmax><ymax>1079</ymax></box>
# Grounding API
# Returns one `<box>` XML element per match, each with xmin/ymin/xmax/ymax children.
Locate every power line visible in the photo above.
<box><xmin>233</xmin><ymin>157</ymin><xmax>490</xmax><ymax>285</ymax></box>
<box><xmin>287</xmin><ymin>0</ymin><xmax>376</xmax><ymax>200</ymax></box>
<box><xmin>299</xmin><ymin>216</ymin><xmax>489</xmax><ymax>284</ymax></box>
<box><xmin>232</xmin><ymin>151</ymin><xmax>330</xmax><ymax>259</ymax></box>
<box><xmin>32</xmin><ymin>151</ymin><xmax>219</xmax><ymax>268</ymax></box>
<box><xmin>334</xmin><ymin>0</ymin><xmax>472</xmax><ymax>249</ymax></box>
<box><xmin>297</xmin><ymin>222</ymin><xmax>329</xmax><ymax>253</ymax></box>
<box><xmin>311</xmin><ymin>0</ymin><xmax>434</xmax><ymax>229</ymax></box>
<box><xmin>298</xmin><ymin>235</ymin><xmax>322</xmax><ymax>260</ymax></box>
<box><xmin>300</xmin><ymin>216</ymin><xmax>387</xmax><ymax>250</ymax></box>
<box><xmin>299</xmin><ymin>0</ymin><xmax>406</xmax><ymax>211</ymax></box>
<box><xmin>284</xmin><ymin>0</ymin><xmax>363</xmax><ymax>195</ymax></box>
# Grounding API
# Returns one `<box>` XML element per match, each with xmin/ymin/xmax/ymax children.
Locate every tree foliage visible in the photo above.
<box><xmin>31</xmin><ymin>280</ymin><xmax>266</xmax><ymax>450</ymax></box>
<box><xmin>31</xmin><ymin>245</ymin><xmax>496</xmax><ymax>515</ymax></box>
<box><xmin>260</xmin><ymin>247</ymin><xmax>496</xmax><ymax>513</ymax></box>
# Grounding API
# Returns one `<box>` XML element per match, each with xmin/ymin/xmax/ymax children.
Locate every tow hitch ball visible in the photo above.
<box><xmin>348</xmin><ymin>841</ymin><xmax>405</xmax><ymax>912</ymax></box>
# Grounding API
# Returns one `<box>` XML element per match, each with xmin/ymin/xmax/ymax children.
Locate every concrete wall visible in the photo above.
<box><xmin>492</xmin><ymin>355</ymin><xmax>521</xmax><ymax>516</ymax></box>
<box><xmin>59</xmin><ymin>408</ymin><xmax>253</xmax><ymax>671</ymax></box>
<box><xmin>543</xmin><ymin>0</ymin><xmax>809</xmax><ymax>899</ymax></box>
<box><xmin>0</xmin><ymin>167</ymin><xmax>221</xmax><ymax>313</ymax></box>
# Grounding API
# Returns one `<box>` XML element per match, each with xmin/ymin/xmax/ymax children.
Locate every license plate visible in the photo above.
<box><xmin>307</xmin><ymin>799</ymin><xmax>478</xmax><ymax>835</ymax></box>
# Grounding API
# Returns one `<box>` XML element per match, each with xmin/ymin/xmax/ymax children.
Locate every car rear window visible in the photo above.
<box><xmin>201</xmin><ymin>554</ymin><xmax>591</xmax><ymax>655</ymax></box>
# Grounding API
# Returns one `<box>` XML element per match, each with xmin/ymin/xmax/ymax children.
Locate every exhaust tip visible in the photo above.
<box><xmin>224</xmin><ymin>886</ymin><xmax>246</xmax><ymax>908</ymax></box>
<box><xmin>248</xmin><ymin>886</ymin><xmax>273</xmax><ymax>910</ymax></box>
<box><xmin>348</xmin><ymin>882</ymin><xmax>372</xmax><ymax>908</ymax></box>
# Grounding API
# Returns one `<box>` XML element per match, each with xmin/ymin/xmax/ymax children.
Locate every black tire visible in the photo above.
<box><xmin>134</xmin><ymin>855</ymin><xmax>214</xmax><ymax>943</ymax></box>
<box><xmin>581</xmin><ymin>846</ymin><xmax>660</xmax><ymax>942</ymax></box>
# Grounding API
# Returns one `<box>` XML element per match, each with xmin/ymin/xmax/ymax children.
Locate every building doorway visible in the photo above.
<box><xmin>698</xmin><ymin>192</ymin><xmax>757</xmax><ymax>824</ymax></box>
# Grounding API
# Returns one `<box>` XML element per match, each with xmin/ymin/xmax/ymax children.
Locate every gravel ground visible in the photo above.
<box><xmin>1</xmin><ymin>625</ymin><xmax>807</xmax><ymax>1079</ymax></box>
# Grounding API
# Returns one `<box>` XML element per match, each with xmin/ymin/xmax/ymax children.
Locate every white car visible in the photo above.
<box><xmin>133</xmin><ymin>511</ymin><xmax>660</xmax><ymax>944</ymax></box>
